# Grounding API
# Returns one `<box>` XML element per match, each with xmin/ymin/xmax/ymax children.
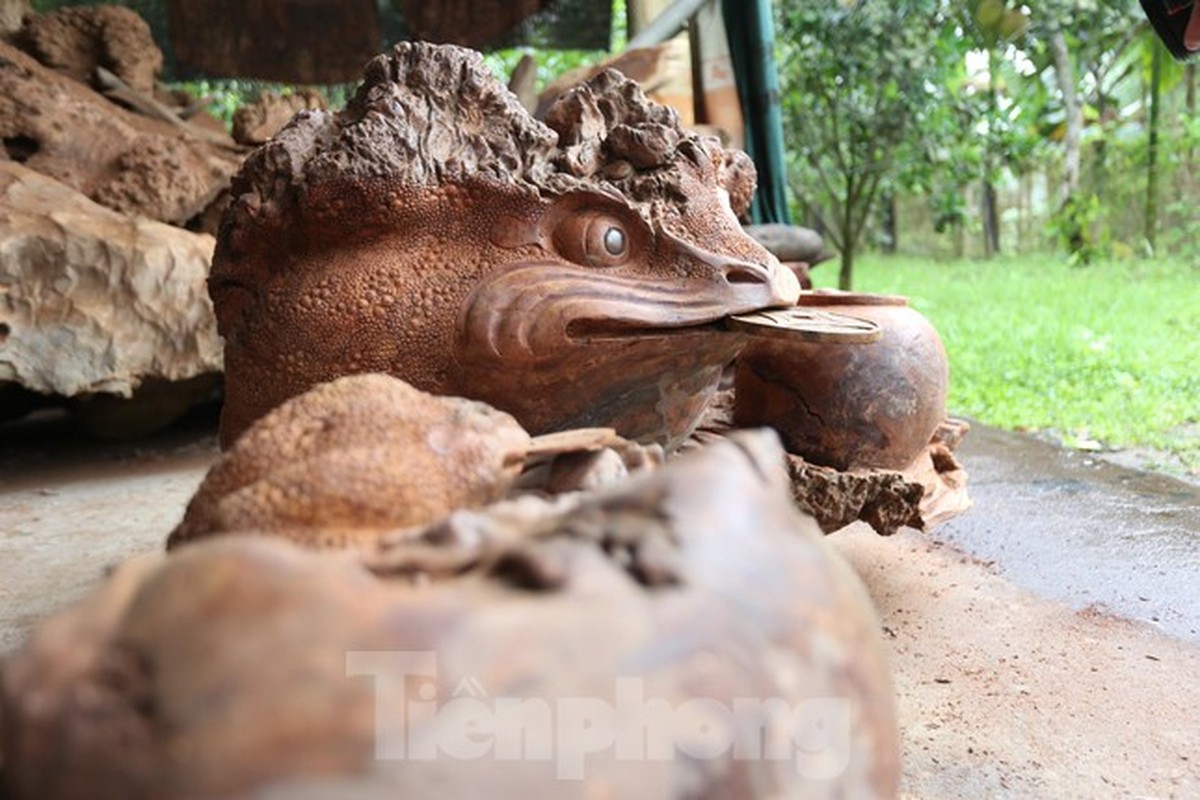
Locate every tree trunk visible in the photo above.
<box><xmin>1145</xmin><ymin>43</ymin><xmax>1162</xmax><ymax>253</ymax></box>
<box><xmin>1187</xmin><ymin>63</ymin><xmax>1196</xmax><ymax>180</ymax></box>
<box><xmin>1025</xmin><ymin>173</ymin><xmax>1035</xmax><ymax>252</ymax></box>
<box><xmin>1016</xmin><ymin>172</ymin><xmax>1027</xmax><ymax>253</ymax></box>
<box><xmin>838</xmin><ymin>247</ymin><xmax>854</xmax><ymax>290</ymax></box>
<box><xmin>1049</xmin><ymin>28</ymin><xmax>1081</xmax><ymax>204</ymax></box>
<box><xmin>1189</xmin><ymin>63</ymin><xmax>1197</xmax><ymax>117</ymax></box>
<box><xmin>1092</xmin><ymin>94</ymin><xmax>1108</xmax><ymax>199</ymax></box>
<box><xmin>838</xmin><ymin>180</ymin><xmax>854</xmax><ymax>289</ymax></box>
<box><xmin>982</xmin><ymin>47</ymin><xmax>1001</xmax><ymax>257</ymax></box>
<box><xmin>880</xmin><ymin>190</ymin><xmax>897</xmax><ymax>253</ymax></box>
<box><xmin>807</xmin><ymin>206</ymin><xmax>826</xmax><ymax>240</ymax></box>
<box><xmin>981</xmin><ymin>181</ymin><xmax>1000</xmax><ymax>257</ymax></box>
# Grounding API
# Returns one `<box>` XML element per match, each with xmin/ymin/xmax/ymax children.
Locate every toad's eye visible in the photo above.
<box><xmin>603</xmin><ymin>225</ymin><xmax>626</xmax><ymax>256</ymax></box>
<box><xmin>553</xmin><ymin>211</ymin><xmax>633</xmax><ymax>268</ymax></box>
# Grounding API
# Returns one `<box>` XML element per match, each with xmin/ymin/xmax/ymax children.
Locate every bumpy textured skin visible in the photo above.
<box><xmin>212</xmin><ymin>42</ymin><xmax>799</xmax><ymax>449</ymax></box>
<box><xmin>3</xmin><ymin>431</ymin><xmax>899</xmax><ymax>799</ymax></box>
<box><xmin>167</xmin><ymin>373</ymin><xmax>532</xmax><ymax>549</ymax></box>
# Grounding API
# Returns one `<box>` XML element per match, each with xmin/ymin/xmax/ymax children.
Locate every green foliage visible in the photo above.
<box><xmin>164</xmin><ymin>81</ymin><xmax>357</xmax><ymax>128</ymax></box>
<box><xmin>776</xmin><ymin>0</ymin><xmax>956</xmax><ymax>288</ymax></box>
<box><xmin>814</xmin><ymin>254</ymin><xmax>1200</xmax><ymax>470</ymax></box>
<box><xmin>971</xmin><ymin>0</ymin><xmax>1029</xmax><ymax>43</ymax></box>
<box><xmin>480</xmin><ymin>47</ymin><xmax>606</xmax><ymax>93</ymax></box>
<box><xmin>930</xmin><ymin>188</ymin><xmax>968</xmax><ymax>233</ymax></box>
<box><xmin>915</xmin><ymin>9</ymin><xmax>1051</xmax><ymax>256</ymax></box>
<box><xmin>1160</xmin><ymin>189</ymin><xmax>1200</xmax><ymax>253</ymax></box>
<box><xmin>1047</xmin><ymin>192</ymin><xmax>1110</xmax><ymax>263</ymax></box>
<box><xmin>775</xmin><ymin>0</ymin><xmax>1195</xmax><ymax>261</ymax></box>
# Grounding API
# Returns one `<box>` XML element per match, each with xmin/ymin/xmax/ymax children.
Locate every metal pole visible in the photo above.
<box><xmin>626</xmin><ymin>0</ymin><xmax>710</xmax><ymax>50</ymax></box>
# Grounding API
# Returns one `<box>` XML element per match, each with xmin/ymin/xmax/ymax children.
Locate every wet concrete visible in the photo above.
<box><xmin>939</xmin><ymin>424</ymin><xmax>1200</xmax><ymax>642</ymax></box>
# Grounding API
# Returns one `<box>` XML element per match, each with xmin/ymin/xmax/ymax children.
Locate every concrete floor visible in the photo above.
<box><xmin>1</xmin><ymin>411</ymin><xmax>1198</xmax><ymax>796</ymax></box>
<box><xmin>0</xmin><ymin>409</ymin><xmax>219</xmax><ymax>653</ymax></box>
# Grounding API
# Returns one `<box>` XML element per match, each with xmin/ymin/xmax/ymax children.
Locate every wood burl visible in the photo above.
<box><xmin>211</xmin><ymin>42</ymin><xmax>799</xmax><ymax>449</ymax></box>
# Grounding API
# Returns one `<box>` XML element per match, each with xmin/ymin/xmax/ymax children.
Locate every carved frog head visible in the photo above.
<box><xmin>212</xmin><ymin>43</ymin><xmax>799</xmax><ymax>448</ymax></box>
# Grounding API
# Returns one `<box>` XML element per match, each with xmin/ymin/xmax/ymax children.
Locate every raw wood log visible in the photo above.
<box><xmin>17</xmin><ymin>5</ymin><xmax>161</xmax><ymax>95</ymax></box>
<box><xmin>0</xmin><ymin>161</ymin><xmax>221</xmax><ymax>398</ymax></box>
<box><xmin>94</xmin><ymin>66</ymin><xmax>240</xmax><ymax>151</ymax></box>
<box><xmin>744</xmin><ymin>223</ymin><xmax>828</xmax><ymax>264</ymax></box>
<box><xmin>230</xmin><ymin>89</ymin><xmax>326</xmax><ymax>146</ymax></box>
<box><xmin>506</xmin><ymin>52</ymin><xmax>538</xmax><ymax>113</ymax></box>
<box><xmin>0</xmin><ymin>0</ymin><xmax>28</xmax><ymax>35</ymax></box>
<box><xmin>0</xmin><ymin>40</ymin><xmax>239</xmax><ymax>225</ymax></box>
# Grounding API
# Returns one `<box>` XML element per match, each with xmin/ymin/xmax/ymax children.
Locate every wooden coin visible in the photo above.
<box><xmin>726</xmin><ymin>307</ymin><xmax>882</xmax><ymax>344</ymax></box>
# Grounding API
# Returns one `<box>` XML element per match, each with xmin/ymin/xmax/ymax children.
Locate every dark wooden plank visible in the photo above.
<box><xmin>168</xmin><ymin>0</ymin><xmax>381</xmax><ymax>83</ymax></box>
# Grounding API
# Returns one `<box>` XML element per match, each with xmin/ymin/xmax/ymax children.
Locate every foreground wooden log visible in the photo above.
<box><xmin>1</xmin><ymin>426</ymin><xmax>899</xmax><ymax>799</ymax></box>
<box><xmin>168</xmin><ymin>374</ymin><xmax>533</xmax><ymax>549</ymax></box>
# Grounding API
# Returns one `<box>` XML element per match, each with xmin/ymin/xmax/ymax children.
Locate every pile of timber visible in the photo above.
<box><xmin>0</xmin><ymin>6</ymin><xmax>319</xmax><ymax>435</ymax></box>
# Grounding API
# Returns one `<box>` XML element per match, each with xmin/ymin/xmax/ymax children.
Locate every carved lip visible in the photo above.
<box><xmin>564</xmin><ymin>317</ymin><xmax>727</xmax><ymax>342</ymax></box>
<box><xmin>460</xmin><ymin>261</ymin><xmax>795</xmax><ymax>360</ymax></box>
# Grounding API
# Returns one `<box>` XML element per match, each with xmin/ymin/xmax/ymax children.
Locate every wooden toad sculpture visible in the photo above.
<box><xmin>212</xmin><ymin>42</ymin><xmax>800</xmax><ymax>449</ymax></box>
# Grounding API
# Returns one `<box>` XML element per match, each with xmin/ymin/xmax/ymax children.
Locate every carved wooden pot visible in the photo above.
<box><xmin>734</xmin><ymin>291</ymin><xmax>948</xmax><ymax>471</ymax></box>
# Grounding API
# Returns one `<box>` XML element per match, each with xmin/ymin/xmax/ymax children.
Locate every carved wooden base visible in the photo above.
<box><xmin>694</xmin><ymin>388</ymin><xmax>971</xmax><ymax>535</ymax></box>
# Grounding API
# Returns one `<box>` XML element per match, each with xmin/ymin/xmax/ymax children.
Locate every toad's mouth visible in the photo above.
<box><xmin>564</xmin><ymin>317</ymin><xmax>728</xmax><ymax>343</ymax></box>
<box><xmin>459</xmin><ymin>261</ymin><xmax>793</xmax><ymax>363</ymax></box>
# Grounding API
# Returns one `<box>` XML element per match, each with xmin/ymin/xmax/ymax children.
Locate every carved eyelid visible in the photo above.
<box><xmin>549</xmin><ymin>202</ymin><xmax>645</xmax><ymax>268</ymax></box>
<box><xmin>546</xmin><ymin>192</ymin><xmax>643</xmax><ymax>231</ymax></box>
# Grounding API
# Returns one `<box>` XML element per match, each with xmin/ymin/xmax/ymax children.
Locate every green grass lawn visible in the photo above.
<box><xmin>811</xmin><ymin>254</ymin><xmax>1200</xmax><ymax>472</ymax></box>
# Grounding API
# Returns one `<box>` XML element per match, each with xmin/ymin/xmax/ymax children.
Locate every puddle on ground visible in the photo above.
<box><xmin>935</xmin><ymin>425</ymin><xmax>1200</xmax><ymax>642</ymax></box>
